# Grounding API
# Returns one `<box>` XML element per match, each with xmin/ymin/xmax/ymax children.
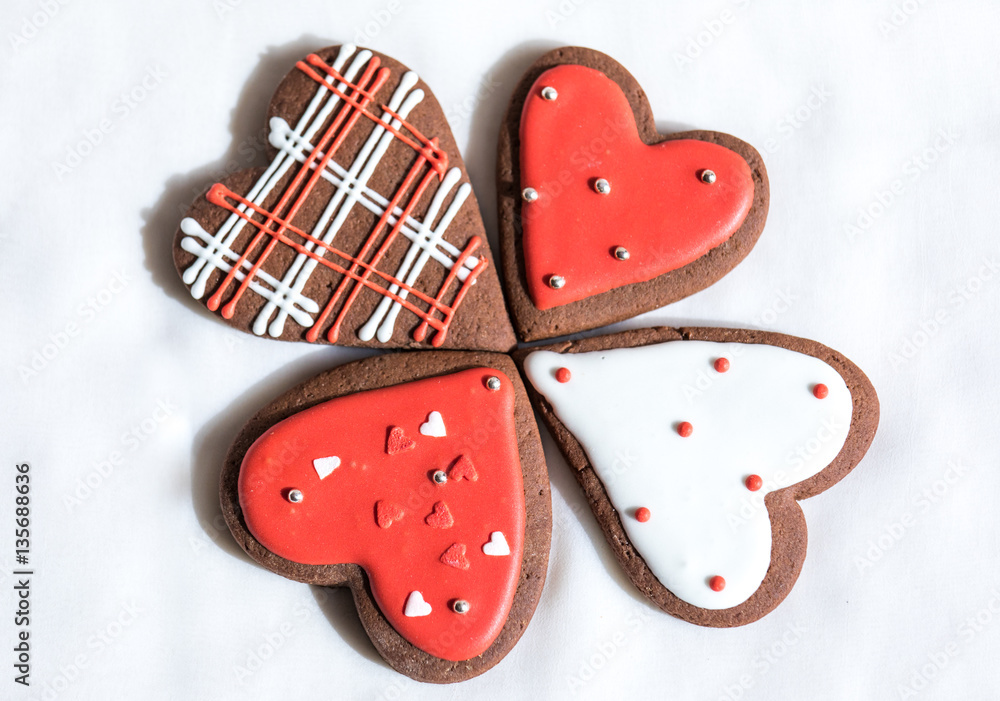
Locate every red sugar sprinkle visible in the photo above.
<box><xmin>555</xmin><ymin>367</ymin><xmax>572</xmax><ymax>383</ymax></box>
<box><xmin>709</xmin><ymin>576</ymin><xmax>726</xmax><ymax>592</ymax></box>
<box><xmin>714</xmin><ymin>357</ymin><xmax>730</xmax><ymax>373</ymax></box>
<box><xmin>813</xmin><ymin>383</ymin><xmax>829</xmax><ymax>399</ymax></box>
<box><xmin>677</xmin><ymin>421</ymin><xmax>693</xmax><ymax>438</ymax></box>
<box><xmin>635</xmin><ymin>507</ymin><xmax>651</xmax><ymax>523</ymax></box>
<box><xmin>745</xmin><ymin>474</ymin><xmax>763</xmax><ymax>492</ymax></box>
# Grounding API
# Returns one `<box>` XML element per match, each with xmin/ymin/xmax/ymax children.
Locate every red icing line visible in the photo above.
<box><xmin>714</xmin><ymin>357</ymin><xmax>730</xmax><ymax>373</ymax></box>
<box><xmin>448</xmin><ymin>454</ymin><xmax>478</xmax><ymax>482</ymax></box>
<box><xmin>198</xmin><ymin>51</ymin><xmax>485</xmax><ymax>345</ymax></box>
<box><xmin>745</xmin><ymin>475</ymin><xmax>763</xmax><ymax>492</ymax></box>
<box><xmin>386</xmin><ymin>426</ymin><xmax>416</xmax><ymax>455</ymax></box>
<box><xmin>413</xmin><ymin>236</ymin><xmax>485</xmax><ymax>347</ymax></box>
<box><xmin>709</xmin><ymin>576</ymin><xmax>726</xmax><ymax>592</ymax></box>
<box><xmin>518</xmin><ymin>65</ymin><xmax>755</xmax><ymax>310</ymax></box>
<box><xmin>312</xmin><ymin>157</ymin><xmax>436</xmax><ymax>343</ymax></box>
<box><xmin>207</xmin><ymin>184</ymin><xmax>486</xmax><ymax>344</ymax></box>
<box><xmin>425</xmin><ymin>501</ymin><xmax>454</xmax><ymax>529</ymax></box>
<box><xmin>555</xmin><ymin>367</ymin><xmax>572</xmax><ymax>383</ymax></box>
<box><xmin>299</xmin><ymin>54</ymin><xmax>448</xmax><ymax>176</ymax></box>
<box><xmin>238</xmin><ymin>368</ymin><xmax>525</xmax><ymax>662</ymax></box>
<box><xmin>211</xmin><ymin>58</ymin><xmax>387</xmax><ymax>318</ymax></box>
<box><xmin>677</xmin><ymin>421</ymin><xmax>693</xmax><ymax>438</ymax></box>
<box><xmin>440</xmin><ymin>543</ymin><xmax>470</xmax><ymax>570</ymax></box>
<box><xmin>813</xmin><ymin>383</ymin><xmax>829</xmax><ymax>399</ymax></box>
<box><xmin>635</xmin><ymin>507</ymin><xmax>651</xmax><ymax>523</ymax></box>
<box><xmin>376</xmin><ymin>500</ymin><xmax>405</xmax><ymax>528</ymax></box>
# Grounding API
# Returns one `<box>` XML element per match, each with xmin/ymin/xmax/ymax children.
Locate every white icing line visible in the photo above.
<box><xmin>256</xmin><ymin>72</ymin><xmax>425</xmax><ymax>337</ymax></box>
<box><xmin>183</xmin><ymin>43</ymin><xmax>361</xmax><ymax>300</ymax></box>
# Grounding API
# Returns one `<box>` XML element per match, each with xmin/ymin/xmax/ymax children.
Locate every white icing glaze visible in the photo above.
<box><xmin>482</xmin><ymin>531</ymin><xmax>510</xmax><ymax>557</ymax></box>
<box><xmin>312</xmin><ymin>455</ymin><xmax>341</xmax><ymax>480</ymax></box>
<box><xmin>523</xmin><ymin>341</ymin><xmax>854</xmax><ymax>609</ymax></box>
<box><xmin>403</xmin><ymin>590</ymin><xmax>431</xmax><ymax>617</ymax></box>
<box><xmin>180</xmin><ymin>44</ymin><xmax>479</xmax><ymax>343</ymax></box>
<box><xmin>419</xmin><ymin>411</ymin><xmax>447</xmax><ymax>437</ymax></box>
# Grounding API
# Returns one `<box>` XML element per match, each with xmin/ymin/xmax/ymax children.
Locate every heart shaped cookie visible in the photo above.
<box><xmin>222</xmin><ymin>351</ymin><xmax>550</xmax><ymax>682</ymax></box>
<box><xmin>515</xmin><ymin>326</ymin><xmax>878</xmax><ymax>627</ymax></box>
<box><xmin>174</xmin><ymin>44</ymin><xmax>515</xmax><ymax>351</ymax></box>
<box><xmin>497</xmin><ymin>47</ymin><xmax>770</xmax><ymax>340</ymax></box>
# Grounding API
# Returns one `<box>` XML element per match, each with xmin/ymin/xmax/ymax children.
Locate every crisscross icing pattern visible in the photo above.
<box><xmin>179</xmin><ymin>44</ymin><xmax>486</xmax><ymax>346</ymax></box>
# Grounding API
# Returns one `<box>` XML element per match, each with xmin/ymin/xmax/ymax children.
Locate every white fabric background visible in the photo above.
<box><xmin>2</xmin><ymin>0</ymin><xmax>998</xmax><ymax>699</ymax></box>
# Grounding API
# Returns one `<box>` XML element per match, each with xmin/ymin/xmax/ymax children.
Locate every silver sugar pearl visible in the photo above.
<box><xmin>433</xmin><ymin>470</ymin><xmax>448</xmax><ymax>485</ymax></box>
<box><xmin>594</xmin><ymin>178</ymin><xmax>611</xmax><ymax>195</ymax></box>
<box><xmin>287</xmin><ymin>489</ymin><xmax>304</xmax><ymax>503</ymax></box>
<box><xmin>541</xmin><ymin>86</ymin><xmax>558</xmax><ymax>101</ymax></box>
<box><xmin>452</xmin><ymin>599</ymin><xmax>471</xmax><ymax>614</ymax></box>
<box><xmin>700</xmin><ymin>169</ymin><xmax>716</xmax><ymax>184</ymax></box>
<box><xmin>486</xmin><ymin>376</ymin><xmax>502</xmax><ymax>391</ymax></box>
<box><xmin>613</xmin><ymin>246</ymin><xmax>630</xmax><ymax>261</ymax></box>
<box><xmin>521</xmin><ymin>187</ymin><xmax>538</xmax><ymax>202</ymax></box>
<box><xmin>548</xmin><ymin>275</ymin><xmax>566</xmax><ymax>289</ymax></box>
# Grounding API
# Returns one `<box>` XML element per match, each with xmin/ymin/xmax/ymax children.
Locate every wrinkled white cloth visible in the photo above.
<box><xmin>2</xmin><ymin>0</ymin><xmax>998</xmax><ymax>699</ymax></box>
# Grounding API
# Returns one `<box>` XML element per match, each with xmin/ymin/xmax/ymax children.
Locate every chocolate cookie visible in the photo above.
<box><xmin>497</xmin><ymin>47</ymin><xmax>770</xmax><ymax>341</ymax></box>
<box><xmin>174</xmin><ymin>43</ymin><xmax>516</xmax><ymax>351</ymax></box>
<box><xmin>221</xmin><ymin>351</ymin><xmax>550</xmax><ymax>682</ymax></box>
<box><xmin>514</xmin><ymin>326</ymin><xmax>878</xmax><ymax>627</ymax></box>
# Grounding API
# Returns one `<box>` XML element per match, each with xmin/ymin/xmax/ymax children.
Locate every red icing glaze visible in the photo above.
<box><xmin>714</xmin><ymin>357</ymin><xmax>730</xmax><ymax>373</ymax></box>
<box><xmin>709</xmin><ymin>575</ymin><xmax>726</xmax><ymax>592</ymax></box>
<box><xmin>386</xmin><ymin>426</ymin><xmax>416</xmax><ymax>455</ymax></box>
<box><xmin>448</xmin><ymin>454</ymin><xmax>478</xmax><ymax>482</ymax></box>
<box><xmin>555</xmin><ymin>367</ymin><xmax>572</xmax><ymax>383</ymax></box>
<box><xmin>440</xmin><ymin>543</ymin><xmax>470</xmax><ymax>570</ymax></box>
<box><xmin>238</xmin><ymin>368</ymin><xmax>525</xmax><ymax>662</ymax></box>
<box><xmin>376</xmin><ymin>500</ymin><xmax>405</xmax><ymax>528</ymax></box>
<box><xmin>677</xmin><ymin>421</ymin><xmax>694</xmax><ymax>438</ymax></box>
<box><xmin>519</xmin><ymin>65</ymin><xmax>754</xmax><ymax>310</ymax></box>
<box><xmin>635</xmin><ymin>507</ymin><xmax>651</xmax><ymax>523</ymax></box>
<box><xmin>745</xmin><ymin>475</ymin><xmax>763</xmax><ymax>492</ymax></box>
<box><xmin>425</xmin><ymin>501</ymin><xmax>454</xmax><ymax>529</ymax></box>
<box><xmin>813</xmin><ymin>383</ymin><xmax>829</xmax><ymax>399</ymax></box>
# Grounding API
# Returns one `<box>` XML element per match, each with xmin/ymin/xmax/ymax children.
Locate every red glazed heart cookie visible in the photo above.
<box><xmin>497</xmin><ymin>47</ymin><xmax>770</xmax><ymax>340</ymax></box>
<box><xmin>174</xmin><ymin>44</ymin><xmax>516</xmax><ymax>351</ymax></box>
<box><xmin>221</xmin><ymin>351</ymin><xmax>550</xmax><ymax>683</ymax></box>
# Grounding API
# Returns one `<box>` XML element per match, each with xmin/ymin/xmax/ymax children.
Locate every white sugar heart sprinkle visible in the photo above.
<box><xmin>482</xmin><ymin>531</ymin><xmax>510</xmax><ymax>557</ymax></box>
<box><xmin>404</xmin><ymin>591</ymin><xmax>432</xmax><ymax>617</ymax></box>
<box><xmin>312</xmin><ymin>456</ymin><xmax>341</xmax><ymax>480</ymax></box>
<box><xmin>419</xmin><ymin>411</ymin><xmax>447</xmax><ymax>438</ymax></box>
